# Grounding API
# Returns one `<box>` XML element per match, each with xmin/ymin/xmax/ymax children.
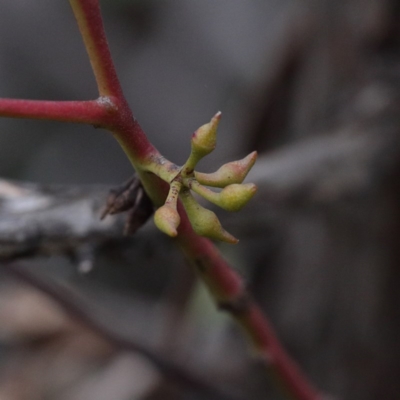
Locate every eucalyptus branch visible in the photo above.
<box><xmin>0</xmin><ymin>0</ymin><xmax>323</xmax><ymax>399</ymax></box>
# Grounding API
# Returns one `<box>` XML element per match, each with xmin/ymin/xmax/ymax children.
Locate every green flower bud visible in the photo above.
<box><xmin>195</xmin><ymin>151</ymin><xmax>257</xmax><ymax>188</ymax></box>
<box><xmin>189</xmin><ymin>180</ymin><xmax>256</xmax><ymax>212</ymax></box>
<box><xmin>217</xmin><ymin>183</ymin><xmax>257</xmax><ymax>211</ymax></box>
<box><xmin>180</xmin><ymin>189</ymin><xmax>238</xmax><ymax>244</ymax></box>
<box><xmin>191</xmin><ymin>112</ymin><xmax>221</xmax><ymax>158</ymax></box>
<box><xmin>154</xmin><ymin>204</ymin><xmax>181</xmax><ymax>237</ymax></box>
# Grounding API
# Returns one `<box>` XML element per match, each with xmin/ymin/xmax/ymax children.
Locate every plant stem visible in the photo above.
<box><xmin>69</xmin><ymin>0</ymin><xmax>121</xmax><ymax>98</ymax></box>
<box><xmin>0</xmin><ymin>98</ymin><xmax>112</xmax><ymax>125</ymax></box>
<box><xmin>68</xmin><ymin>1</ymin><xmax>322</xmax><ymax>398</ymax></box>
<box><xmin>0</xmin><ymin>0</ymin><xmax>323</xmax><ymax>398</ymax></box>
<box><xmin>69</xmin><ymin>0</ymin><xmax>159</xmax><ymax>164</ymax></box>
<box><xmin>175</xmin><ymin>209</ymin><xmax>321</xmax><ymax>400</ymax></box>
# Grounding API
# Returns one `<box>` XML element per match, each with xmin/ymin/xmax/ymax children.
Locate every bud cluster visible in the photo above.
<box><xmin>153</xmin><ymin>112</ymin><xmax>257</xmax><ymax>243</ymax></box>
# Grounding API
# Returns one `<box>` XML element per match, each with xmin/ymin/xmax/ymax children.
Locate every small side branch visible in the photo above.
<box><xmin>0</xmin><ymin>98</ymin><xmax>116</xmax><ymax>127</ymax></box>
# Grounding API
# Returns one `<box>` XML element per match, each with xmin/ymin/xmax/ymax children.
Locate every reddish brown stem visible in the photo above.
<box><xmin>0</xmin><ymin>98</ymin><xmax>114</xmax><ymax>126</ymax></box>
<box><xmin>69</xmin><ymin>0</ymin><xmax>158</xmax><ymax>163</ymax></box>
<box><xmin>0</xmin><ymin>0</ymin><xmax>324</xmax><ymax>398</ymax></box>
<box><xmin>69</xmin><ymin>1</ymin><xmax>324</xmax><ymax>399</ymax></box>
<box><xmin>69</xmin><ymin>0</ymin><xmax>122</xmax><ymax>98</ymax></box>
<box><xmin>176</xmin><ymin>207</ymin><xmax>321</xmax><ymax>400</ymax></box>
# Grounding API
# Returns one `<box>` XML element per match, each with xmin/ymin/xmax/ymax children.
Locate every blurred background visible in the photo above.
<box><xmin>0</xmin><ymin>0</ymin><xmax>399</xmax><ymax>399</ymax></box>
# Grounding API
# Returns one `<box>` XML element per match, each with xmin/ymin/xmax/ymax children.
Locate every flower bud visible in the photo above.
<box><xmin>180</xmin><ymin>189</ymin><xmax>238</xmax><ymax>244</ymax></box>
<box><xmin>154</xmin><ymin>204</ymin><xmax>181</xmax><ymax>237</ymax></box>
<box><xmin>195</xmin><ymin>151</ymin><xmax>257</xmax><ymax>188</ymax></box>
<box><xmin>191</xmin><ymin>112</ymin><xmax>221</xmax><ymax>158</ymax></box>
<box><xmin>189</xmin><ymin>180</ymin><xmax>256</xmax><ymax>212</ymax></box>
<box><xmin>190</xmin><ymin>206</ymin><xmax>238</xmax><ymax>244</ymax></box>
<box><xmin>217</xmin><ymin>183</ymin><xmax>257</xmax><ymax>211</ymax></box>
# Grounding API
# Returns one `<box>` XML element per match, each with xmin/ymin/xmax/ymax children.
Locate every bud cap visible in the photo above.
<box><xmin>154</xmin><ymin>204</ymin><xmax>181</xmax><ymax>237</ymax></box>
<box><xmin>191</xmin><ymin>112</ymin><xmax>221</xmax><ymax>158</ymax></box>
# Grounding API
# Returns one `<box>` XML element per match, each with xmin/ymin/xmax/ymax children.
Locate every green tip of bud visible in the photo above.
<box><xmin>217</xmin><ymin>183</ymin><xmax>257</xmax><ymax>212</ymax></box>
<box><xmin>195</xmin><ymin>151</ymin><xmax>258</xmax><ymax>187</ymax></box>
<box><xmin>154</xmin><ymin>204</ymin><xmax>181</xmax><ymax>237</ymax></box>
<box><xmin>191</xmin><ymin>112</ymin><xmax>221</xmax><ymax>158</ymax></box>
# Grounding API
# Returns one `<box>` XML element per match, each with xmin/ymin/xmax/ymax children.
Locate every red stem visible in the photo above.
<box><xmin>69</xmin><ymin>0</ymin><xmax>122</xmax><ymax>98</ymax></box>
<box><xmin>0</xmin><ymin>0</ymin><xmax>324</xmax><ymax>398</ymax></box>
<box><xmin>0</xmin><ymin>98</ymin><xmax>113</xmax><ymax>126</ymax></box>
<box><xmin>176</xmin><ymin>209</ymin><xmax>321</xmax><ymax>400</ymax></box>
<box><xmin>69</xmin><ymin>0</ymin><xmax>158</xmax><ymax>163</ymax></box>
<box><xmin>72</xmin><ymin>0</ymin><xmax>325</xmax><ymax>398</ymax></box>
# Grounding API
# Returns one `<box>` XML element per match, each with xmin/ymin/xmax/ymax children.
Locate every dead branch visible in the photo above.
<box><xmin>0</xmin><ymin>178</ymin><xmax>152</xmax><ymax>262</ymax></box>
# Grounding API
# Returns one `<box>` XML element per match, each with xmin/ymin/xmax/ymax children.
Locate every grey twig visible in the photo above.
<box><xmin>0</xmin><ymin>178</ymin><xmax>152</xmax><ymax>261</ymax></box>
